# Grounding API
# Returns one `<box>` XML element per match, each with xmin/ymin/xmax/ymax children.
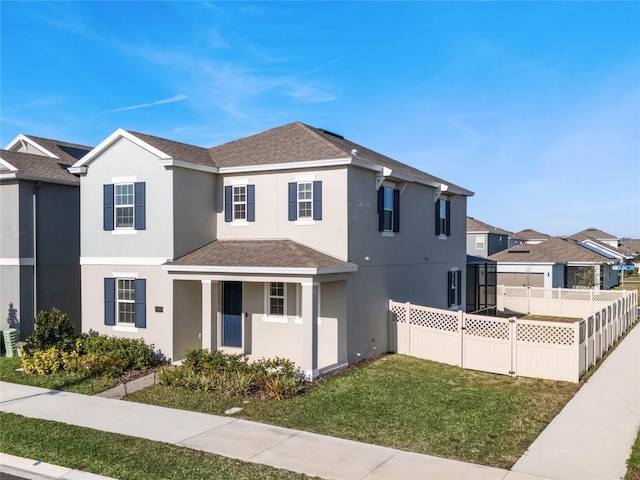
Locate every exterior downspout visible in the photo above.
<box><xmin>32</xmin><ymin>181</ymin><xmax>41</xmax><ymax>319</ymax></box>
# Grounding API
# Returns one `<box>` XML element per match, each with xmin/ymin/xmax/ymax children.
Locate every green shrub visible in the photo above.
<box><xmin>161</xmin><ymin>350</ymin><xmax>303</xmax><ymax>398</ymax></box>
<box><xmin>78</xmin><ymin>334</ymin><xmax>158</xmax><ymax>371</ymax></box>
<box><xmin>24</xmin><ymin>308</ymin><xmax>77</xmax><ymax>354</ymax></box>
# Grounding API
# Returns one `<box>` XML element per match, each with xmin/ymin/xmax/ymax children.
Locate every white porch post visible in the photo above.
<box><xmin>301</xmin><ymin>281</ymin><xmax>319</xmax><ymax>380</ymax></box>
<box><xmin>201</xmin><ymin>280</ymin><xmax>218</xmax><ymax>351</ymax></box>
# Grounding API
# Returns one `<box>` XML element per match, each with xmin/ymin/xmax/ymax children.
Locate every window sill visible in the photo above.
<box><xmin>230</xmin><ymin>221</ymin><xmax>249</xmax><ymax>227</ymax></box>
<box><xmin>113</xmin><ymin>325</ymin><xmax>138</xmax><ymax>332</ymax></box>
<box><xmin>381</xmin><ymin>231</ymin><xmax>395</xmax><ymax>237</ymax></box>
<box><xmin>438</xmin><ymin>234</ymin><xmax>448</xmax><ymax>240</ymax></box>
<box><xmin>112</xmin><ymin>229</ymin><xmax>138</xmax><ymax>235</ymax></box>
<box><xmin>262</xmin><ymin>315</ymin><xmax>289</xmax><ymax>324</ymax></box>
<box><xmin>295</xmin><ymin>219</ymin><xmax>315</xmax><ymax>226</ymax></box>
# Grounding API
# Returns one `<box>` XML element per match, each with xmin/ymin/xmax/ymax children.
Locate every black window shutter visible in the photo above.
<box><xmin>377</xmin><ymin>187</ymin><xmax>385</xmax><ymax>231</ymax></box>
<box><xmin>313</xmin><ymin>181</ymin><xmax>322</xmax><ymax>220</ymax></box>
<box><xmin>393</xmin><ymin>188</ymin><xmax>400</xmax><ymax>232</ymax></box>
<box><xmin>445</xmin><ymin>200</ymin><xmax>451</xmax><ymax>236</ymax></box>
<box><xmin>456</xmin><ymin>271</ymin><xmax>462</xmax><ymax>306</ymax></box>
<box><xmin>104</xmin><ymin>278</ymin><xmax>115</xmax><ymax>325</ymax></box>
<box><xmin>134</xmin><ymin>182</ymin><xmax>146</xmax><ymax>230</ymax></box>
<box><xmin>447</xmin><ymin>271</ymin><xmax>454</xmax><ymax>307</ymax></box>
<box><xmin>103</xmin><ymin>184</ymin><xmax>114</xmax><ymax>231</ymax></box>
<box><xmin>247</xmin><ymin>185</ymin><xmax>255</xmax><ymax>222</ymax></box>
<box><xmin>134</xmin><ymin>278</ymin><xmax>146</xmax><ymax>328</ymax></box>
<box><xmin>224</xmin><ymin>186</ymin><xmax>232</xmax><ymax>222</ymax></box>
<box><xmin>288</xmin><ymin>182</ymin><xmax>297</xmax><ymax>221</ymax></box>
<box><xmin>435</xmin><ymin>199</ymin><xmax>441</xmax><ymax>236</ymax></box>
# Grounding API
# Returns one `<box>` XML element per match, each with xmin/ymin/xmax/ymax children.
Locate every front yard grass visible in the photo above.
<box><xmin>627</xmin><ymin>427</ymin><xmax>640</xmax><ymax>480</ymax></box>
<box><xmin>0</xmin><ymin>412</ymin><xmax>311</xmax><ymax>480</ymax></box>
<box><xmin>0</xmin><ymin>356</ymin><xmax>117</xmax><ymax>394</ymax></box>
<box><xmin>126</xmin><ymin>354</ymin><xmax>579</xmax><ymax>469</ymax></box>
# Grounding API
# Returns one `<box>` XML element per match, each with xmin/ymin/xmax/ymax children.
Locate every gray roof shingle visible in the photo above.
<box><xmin>466</xmin><ymin>217</ymin><xmax>512</xmax><ymax>235</ymax></box>
<box><xmin>127</xmin><ymin>131</ymin><xmax>215</xmax><ymax>168</ymax></box>
<box><xmin>166</xmin><ymin>239</ymin><xmax>356</xmax><ymax>270</ymax></box>
<box><xmin>1</xmin><ymin>150</ymin><xmax>79</xmax><ymax>183</ymax></box>
<box><xmin>21</xmin><ymin>135</ymin><xmax>92</xmax><ymax>163</ymax></box>
<box><xmin>489</xmin><ymin>237</ymin><xmax>610</xmax><ymax>263</ymax></box>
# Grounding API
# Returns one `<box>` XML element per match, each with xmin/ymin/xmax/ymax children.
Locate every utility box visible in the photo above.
<box><xmin>2</xmin><ymin>328</ymin><xmax>19</xmax><ymax>357</ymax></box>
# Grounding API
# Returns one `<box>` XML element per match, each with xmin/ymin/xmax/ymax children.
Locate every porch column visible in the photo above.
<box><xmin>301</xmin><ymin>281</ymin><xmax>319</xmax><ymax>380</ymax></box>
<box><xmin>201</xmin><ymin>280</ymin><xmax>218</xmax><ymax>351</ymax></box>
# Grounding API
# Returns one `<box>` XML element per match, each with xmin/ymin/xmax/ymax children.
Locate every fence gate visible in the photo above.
<box><xmin>462</xmin><ymin>314</ymin><xmax>514</xmax><ymax>376</ymax></box>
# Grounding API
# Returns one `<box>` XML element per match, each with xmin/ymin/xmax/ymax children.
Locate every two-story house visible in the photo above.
<box><xmin>1</xmin><ymin>135</ymin><xmax>91</xmax><ymax>337</ymax></box>
<box><xmin>466</xmin><ymin>217</ymin><xmax>511</xmax><ymax>257</ymax></box>
<box><xmin>70</xmin><ymin>122</ymin><xmax>473</xmax><ymax>378</ymax></box>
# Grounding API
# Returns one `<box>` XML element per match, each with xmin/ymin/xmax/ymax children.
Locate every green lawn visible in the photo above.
<box><xmin>0</xmin><ymin>412</ymin><xmax>312</xmax><ymax>480</ymax></box>
<box><xmin>627</xmin><ymin>427</ymin><xmax>640</xmax><ymax>480</ymax></box>
<box><xmin>127</xmin><ymin>355</ymin><xmax>578</xmax><ymax>469</ymax></box>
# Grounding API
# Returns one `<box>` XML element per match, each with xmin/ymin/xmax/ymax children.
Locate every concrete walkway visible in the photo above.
<box><xmin>1</xmin><ymin>323</ymin><xmax>639</xmax><ymax>480</ymax></box>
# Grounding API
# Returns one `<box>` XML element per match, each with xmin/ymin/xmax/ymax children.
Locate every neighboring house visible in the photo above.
<box><xmin>489</xmin><ymin>237</ymin><xmax>617</xmax><ymax>290</ymax></box>
<box><xmin>510</xmin><ymin>228</ymin><xmax>550</xmax><ymax>246</ymax></box>
<box><xmin>568</xmin><ymin>229</ymin><xmax>635</xmax><ymax>266</ymax></box>
<box><xmin>0</xmin><ymin>135</ymin><xmax>91</xmax><ymax>337</ymax></box>
<box><xmin>466</xmin><ymin>217</ymin><xmax>511</xmax><ymax>257</ymax></box>
<box><xmin>69</xmin><ymin>121</ymin><xmax>473</xmax><ymax>378</ymax></box>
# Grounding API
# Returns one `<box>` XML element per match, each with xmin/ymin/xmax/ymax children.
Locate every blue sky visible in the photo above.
<box><xmin>2</xmin><ymin>1</ymin><xmax>639</xmax><ymax>238</ymax></box>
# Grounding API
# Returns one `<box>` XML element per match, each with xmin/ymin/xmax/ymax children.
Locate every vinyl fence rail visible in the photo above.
<box><xmin>389</xmin><ymin>286</ymin><xmax>637</xmax><ymax>383</ymax></box>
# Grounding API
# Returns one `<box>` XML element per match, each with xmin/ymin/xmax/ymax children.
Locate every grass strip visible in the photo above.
<box><xmin>0</xmin><ymin>412</ymin><xmax>311</xmax><ymax>480</ymax></box>
<box><xmin>627</xmin><ymin>427</ymin><xmax>640</xmax><ymax>480</ymax></box>
<box><xmin>127</xmin><ymin>354</ymin><xmax>579</xmax><ymax>469</ymax></box>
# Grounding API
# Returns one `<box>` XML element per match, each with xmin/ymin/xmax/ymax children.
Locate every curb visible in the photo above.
<box><xmin>0</xmin><ymin>453</ymin><xmax>115</xmax><ymax>480</ymax></box>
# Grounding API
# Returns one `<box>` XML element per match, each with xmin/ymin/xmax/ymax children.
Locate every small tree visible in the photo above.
<box><xmin>576</xmin><ymin>266</ymin><xmax>596</xmax><ymax>288</ymax></box>
<box><xmin>24</xmin><ymin>308</ymin><xmax>77</xmax><ymax>354</ymax></box>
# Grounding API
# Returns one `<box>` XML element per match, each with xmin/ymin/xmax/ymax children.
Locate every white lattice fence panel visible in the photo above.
<box><xmin>516</xmin><ymin>320</ymin><xmax>579</xmax><ymax>382</ymax></box>
<box><xmin>463</xmin><ymin>315</ymin><xmax>512</xmax><ymax>376</ymax></box>
<box><xmin>390</xmin><ymin>302</ymin><xmax>407</xmax><ymax>323</ymax></box>
<box><xmin>409</xmin><ymin>307</ymin><xmax>458</xmax><ymax>332</ymax></box>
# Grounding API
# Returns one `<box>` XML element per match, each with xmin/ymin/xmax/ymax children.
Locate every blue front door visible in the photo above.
<box><xmin>222</xmin><ymin>281</ymin><xmax>242</xmax><ymax>347</ymax></box>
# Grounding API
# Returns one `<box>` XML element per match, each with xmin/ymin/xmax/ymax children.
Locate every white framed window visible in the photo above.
<box><xmin>233</xmin><ymin>185</ymin><xmax>247</xmax><ymax>221</ymax></box>
<box><xmin>383</xmin><ymin>187</ymin><xmax>394</xmax><ymax>232</ymax></box>
<box><xmin>269</xmin><ymin>282</ymin><xmax>285</xmax><ymax>315</ymax></box>
<box><xmin>117</xmin><ymin>278</ymin><xmax>135</xmax><ymax>324</ymax></box>
<box><xmin>297</xmin><ymin>182</ymin><xmax>313</xmax><ymax>219</ymax></box>
<box><xmin>115</xmin><ymin>183</ymin><xmax>134</xmax><ymax>228</ymax></box>
<box><xmin>475</xmin><ymin>235</ymin><xmax>485</xmax><ymax>250</ymax></box>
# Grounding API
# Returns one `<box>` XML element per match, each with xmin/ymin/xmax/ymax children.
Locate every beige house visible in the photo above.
<box><xmin>70</xmin><ymin>122</ymin><xmax>473</xmax><ymax>378</ymax></box>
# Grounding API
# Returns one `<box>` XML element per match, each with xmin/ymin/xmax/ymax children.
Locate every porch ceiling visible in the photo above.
<box><xmin>164</xmin><ymin>239</ymin><xmax>357</xmax><ymax>274</ymax></box>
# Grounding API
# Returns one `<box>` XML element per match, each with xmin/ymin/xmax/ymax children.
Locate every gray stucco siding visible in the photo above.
<box><xmin>173</xmin><ymin>167</ymin><xmax>216</xmax><ymax>259</ymax></box>
<box><xmin>1</xmin><ymin>182</ymin><xmax>20</xmax><ymax>259</ymax></box>
<box><xmin>80</xmin><ymin>138</ymin><xmax>174</xmax><ymax>260</ymax></box>
<box><xmin>216</xmin><ymin>167</ymin><xmax>349</xmax><ymax>261</ymax></box>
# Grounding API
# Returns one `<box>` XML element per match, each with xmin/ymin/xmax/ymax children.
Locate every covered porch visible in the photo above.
<box><xmin>163</xmin><ymin>240</ymin><xmax>357</xmax><ymax>379</ymax></box>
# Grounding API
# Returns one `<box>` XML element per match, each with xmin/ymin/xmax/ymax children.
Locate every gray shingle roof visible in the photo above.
<box><xmin>466</xmin><ymin>217</ymin><xmax>512</xmax><ymax>235</ymax></box>
<box><xmin>512</xmin><ymin>229</ymin><xmax>551</xmax><ymax>241</ymax></box>
<box><xmin>167</xmin><ymin>239</ymin><xmax>356</xmax><ymax>270</ymax></box>
<box><xmin>22</xmin><ymin>135</ymin><xmax>92</xmax><ymax>163</ymax></box>
<box><xmin>570</xmin><ymin>228</ymin><xmax>618</xmax><ymax>241</ymax></box>
<box><xmin>127</xmin><ymin>131</ymin><xmax>215</xmax><ymax>168</ymax></box>
<box><xmin>0</xmin><ymin>150</ymin><xmax>79</xmax><ymax>183</ymax></box>
<box><xmin>489</xmin><ymin>237</ymin><xmax>610</xmax><ymax>263</ymax></box>
<box><xmin>208</xmin><ymin>122</ymin><xmax>472</xmax><ymax>194</ymax></box>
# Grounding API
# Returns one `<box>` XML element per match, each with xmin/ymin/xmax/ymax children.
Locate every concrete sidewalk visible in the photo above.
<box><xmin>1</xmin><ymin>322</ymin><xmax>638</xmax><ymax>480</ymax></box>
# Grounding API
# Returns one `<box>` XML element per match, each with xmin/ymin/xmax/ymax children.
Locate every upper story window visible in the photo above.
<box><xmin>288</xmin><ymin>181</ymin><xmax>322</xmax><ymax>222</ymax></box>
<box><xmin>435</xmin><ymin>199</ymin><xmax>451</xmax><ymax>237</ymax></box>
<box><xmin>377</xmin><ymin>186</ymin><xmax>399</xmax><ymax>233</ymax></box>
<box><xmin>475</xmin><ymin>235</ymin><xmax>485</xmax><ymax>250</ymax></box>
<box><xmin>115</xmin><ymin>184</ymin><xmax>134</xmax><ymax>228</ymax></box>
<box><xmin>103</xmin><ymin>182</ymin><xmax>146</xmax><ymax>232</ymax></box>
<box><xmin>224</xmin><ymin>184</ymin><xmax>255</xmax><ymax>223</ymax></box>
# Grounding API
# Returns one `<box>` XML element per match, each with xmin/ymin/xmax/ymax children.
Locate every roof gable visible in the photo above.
<box><xmin>0</xmin><ymin>149</ymin><xmax>79</xmax><ymax>184</ymax></box>
<box><xmin>5</xmin><ymin>134</ymin><xmax>91</xmax><ymax>164</ymax></box>
<box><xmin>466</xmin><ymin>216</ymin><xmax>511</xmax><ymax>235</ymax></box>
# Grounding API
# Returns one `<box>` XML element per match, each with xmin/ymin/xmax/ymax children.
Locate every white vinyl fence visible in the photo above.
<box><xmin>389</xmin><ymin>286</ymin><xmax>637</xmax><ymax>383</ymax></box>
